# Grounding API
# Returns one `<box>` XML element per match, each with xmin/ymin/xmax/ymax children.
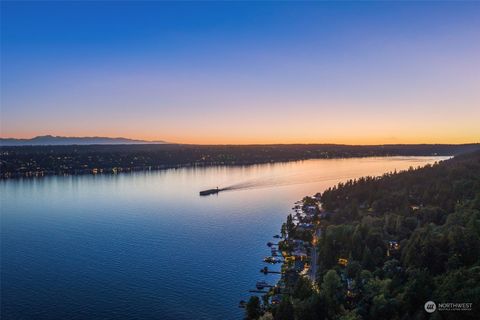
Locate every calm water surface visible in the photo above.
<box><xmin>1</xmin><ymin>156</ymin><xmax>448</xmax><ymax>319</ymax></box>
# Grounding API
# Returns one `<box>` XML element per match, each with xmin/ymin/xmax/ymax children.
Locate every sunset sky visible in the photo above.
<box><xmin>1</xmin><ymin>2</ymin><xmax>479</xmax><ymax>144</ymax></box>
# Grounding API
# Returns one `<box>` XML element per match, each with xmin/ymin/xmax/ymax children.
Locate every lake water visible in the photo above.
<box><xmin>0</xmin><ymin>156</ymin><xmax>448</xmax><ymax>319</ymax></box>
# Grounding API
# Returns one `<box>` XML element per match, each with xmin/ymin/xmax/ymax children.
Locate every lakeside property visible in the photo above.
<box><xmin>244</xmin><ymin>151</ymin><xmax>480</xmax><ymax>319</ymax></box>
<box><xmin>242</xmin><ymin>195</ymin><xmax>325</xmax><ymax>318</ymax></box>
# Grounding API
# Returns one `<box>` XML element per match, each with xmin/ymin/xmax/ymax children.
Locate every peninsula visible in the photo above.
<box><xmin>244</xmin><ymin>150</ymin><xmax>480</xmax><ymax>319</ymax></box>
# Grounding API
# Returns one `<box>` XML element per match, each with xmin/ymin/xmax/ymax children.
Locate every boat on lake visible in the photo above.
<box><xmin>263</xmin><ymin>256</ymin><xmax>283</xmax><ymax>264</ymax></box>
<box><xmin>256</xmin><ymin>280</ymin><xmax>270</xmax><ymax>289</ymax></box>
<box><xmin>199</xmin><ymin>187</ymin><xmax>221</xmax><ymax>196</ymax></box>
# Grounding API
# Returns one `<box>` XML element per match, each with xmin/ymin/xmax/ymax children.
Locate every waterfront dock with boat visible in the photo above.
<box><xmin>241</xmin><ymin>194</ymin><xmax>324</xmax><ymax>314</ymax></box>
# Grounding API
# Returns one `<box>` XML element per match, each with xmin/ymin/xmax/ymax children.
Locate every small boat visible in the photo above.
<box><xmin>263</xmin><ymin>256</ymin><xmax>283</xmax><ymax>264</ymax></box>
<box><xmin>256</xmin><ymin>280</ymin><xmax>269</xmax><ymax>289</ymax></box>
<box><xmin>199</xmin><ymin>187</ymin><xmax>220</xmax><ymax>196</ymax></box>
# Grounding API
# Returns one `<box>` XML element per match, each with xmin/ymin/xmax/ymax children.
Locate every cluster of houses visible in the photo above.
<box><xmin>253</xmin><ymin>199</ymin><xmax>323</xmax><ymax>307</ymax></box>
<box><xmin>290</xmin><ymin>204</ymin><xmax>316</xmax><ymax>234</ymax></box>
<box><xmin>249</xmin><ymin>194</ymin><xmax>405</xmax><ymax>310</ymax></box>
<box><xmin>243</xmin><ymin>193</ymin><xmax>408</xmax><ymax>312</ymax></box>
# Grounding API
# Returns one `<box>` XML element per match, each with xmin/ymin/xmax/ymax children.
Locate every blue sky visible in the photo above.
<box><xmin>1</xmin><ymin>1</ymin><xmax>479</xmax><ymax>144</ymax></box>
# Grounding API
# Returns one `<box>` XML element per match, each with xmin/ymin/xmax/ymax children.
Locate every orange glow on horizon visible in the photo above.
<box><xmin>2</xmin><ymin>108</ymin><xmax>479</xmax><ymax>145</ymax></box>
<box><xmin>1</xmin><ymin>132</ymin><xmax>478</xmax><ymax>145</ymax></box>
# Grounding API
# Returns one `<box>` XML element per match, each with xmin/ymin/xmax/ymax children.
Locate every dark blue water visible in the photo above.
<box><xmin>0</xmin><ymin>157</ymin><xmax>446</xmax><ymax>319</ymax></box>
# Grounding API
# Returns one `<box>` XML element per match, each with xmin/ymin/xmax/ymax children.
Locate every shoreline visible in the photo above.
<box><xmin>0</xmin><ymin>154</ymin><xmax>452</xmax><ymax>180</ymax></box>
<box><xmin>243</xmin><ymin>195</ymin><xmax>324</xmax><ymax>315</ymax></box>
<box><xmin>243</xmin><ymin>152</ymin><xmax>480</xmax><ymax>319</ymax></box>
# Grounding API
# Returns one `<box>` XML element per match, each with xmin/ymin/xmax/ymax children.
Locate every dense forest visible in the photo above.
<box><xmin>250</xmin><ymin>151</ymin><xmax>480</xmax><ymax>320</ymax></box>
<box><xmin>1</xmin><ymin>143</ymin><xmax>478</xmax><ymax>178</ymax></box>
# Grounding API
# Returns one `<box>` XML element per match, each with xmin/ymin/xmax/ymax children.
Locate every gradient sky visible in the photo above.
<box><xmin>1</xmin><ymin>1</ymin><xmax>479</xmax><ymax>144</ymax></box>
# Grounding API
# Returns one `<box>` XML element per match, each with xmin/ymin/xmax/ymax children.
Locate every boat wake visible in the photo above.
<box><xmin>221</xmin><ymin>173</ymin><xmax>356</xmax><ymax>192</ymax></box>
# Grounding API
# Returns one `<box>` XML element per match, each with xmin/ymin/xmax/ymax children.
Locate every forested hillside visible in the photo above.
<box><xmin>272</xmin><ymin>151</ymin><xmax>480</xmax><ymax>320</ymax></box>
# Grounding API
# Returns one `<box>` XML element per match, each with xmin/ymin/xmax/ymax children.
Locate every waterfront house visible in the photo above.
<box><xmin>271</xmin><ymin>295</ymin><xmax>282</xmax><ymax>305</ymax></box>
<box><xmin>305</xmin><ymin>205</ymin><xmax>317</xmax><ymax>214</ymax></box>
<box><xmin>292</xmin><ymin>239</ymin><xmax>304</xmax><ymax>246</ymax></box>
<box><xmin>297</xmin><ymin>223</ymin><xmax>314</xmax><ymax>231</ymax></box>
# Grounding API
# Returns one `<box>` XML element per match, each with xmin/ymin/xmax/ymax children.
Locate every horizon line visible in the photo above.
<box><xmin>1</xmin><ymin>134</ymin><xmax>479</xmax><ymax>147</ymax></box>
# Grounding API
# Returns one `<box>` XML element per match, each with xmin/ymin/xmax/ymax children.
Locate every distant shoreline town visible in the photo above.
<box><xmin>1</xmin><ymin>143</ymin><xmax>478</xmax><ymax>179</ymax></box>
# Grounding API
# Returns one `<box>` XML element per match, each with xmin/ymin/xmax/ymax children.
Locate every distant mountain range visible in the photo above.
<box><xmin>0</xmin><ymin>135</ymin><xmax>168</xmax><ymax>146</ymax></box>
